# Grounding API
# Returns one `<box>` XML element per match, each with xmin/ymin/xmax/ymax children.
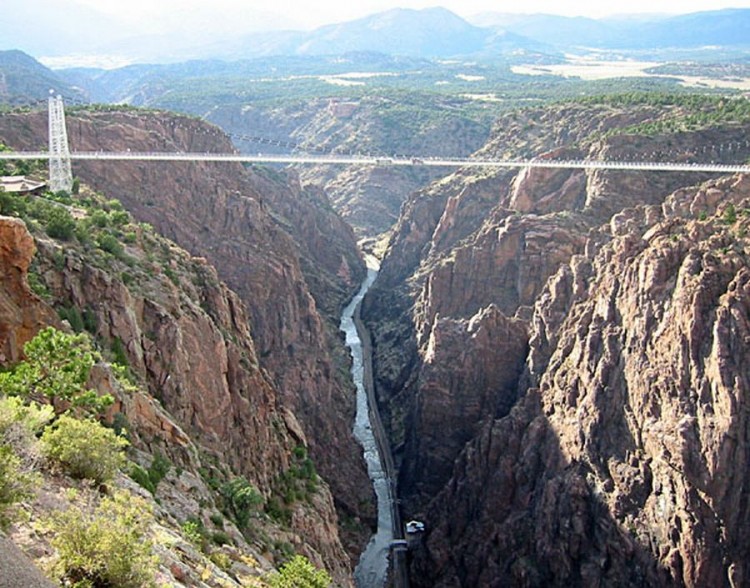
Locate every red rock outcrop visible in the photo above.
<box><xmin>411</xmin><ymin>174</ymin><xmax>750</xmax><ymax>587</ymax></box>
<box><xmin>0</xmin><ymin>211</ymin><xmax>353</xmax><ymax>584</ymax></box>
<box><xmin>363</xmin><ymin>102</ymin><xmax>750</xmax><ymax>518</ymax></box>
<box><xmin>0</xmin><ymin>216</ymin><xmax>58</xmax><ymax>363</ymax></box>
<box><xmin>0</xmin><ymin>109</ymin><xmax>373</xmax><ymax>561</ymax></box>
<box><xmin>398</xmin><ymin>305</ymin><xmax>528</xmax><ymax>509</ymax></box>
<box><xmin>34</xmin><ymin>235</ymin><xmax>293</xmax><ymax>491</ymax></box>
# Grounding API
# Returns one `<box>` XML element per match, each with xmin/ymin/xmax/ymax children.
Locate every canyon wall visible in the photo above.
<box><xmin>0</xmin><ymin>107</ymin><xmax>372</xmax><ymax>570</ymax></box>
<box><xmin>0</xmin><ymin>211</ymin><xmax>351</xmax><ymax>582</ymax></box>
<box><xmin>413</xmin><ymin>173</ymin><xmax>750</xmax><ymax>587</ymax></box>
<box><xmin>362</xmin><ymin>101</ymin><xmax>750</xmax><ymax>585</ymax></box>
<box><xmin>206</xmin><ymin>96</ymin><xmax>493</xmax><ymax>238</ymax></box>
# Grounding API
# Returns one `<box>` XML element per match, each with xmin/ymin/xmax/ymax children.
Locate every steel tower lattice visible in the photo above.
<box><xmin>48</xmin><ymin>94</ymin><xmax>73</xmax><ymax>193</ymax></box>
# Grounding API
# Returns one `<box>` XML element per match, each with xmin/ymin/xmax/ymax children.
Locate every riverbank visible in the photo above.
<box><xmin>353</xmin><ymin>304</ymin><xmax>408</xmax><ymax>588</ymax></box>
<box><xmin>340</xmin><ymin>260</ymin><xmax>391</xmax><ymax>587</ymax></box>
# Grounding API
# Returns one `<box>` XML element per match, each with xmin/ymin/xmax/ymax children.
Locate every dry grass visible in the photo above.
<box><xmin>512</xmin><ymin>57</ymin><xmax>750</xmax><ymax>90</ymax></box>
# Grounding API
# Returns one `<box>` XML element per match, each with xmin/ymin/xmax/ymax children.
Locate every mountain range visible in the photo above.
<box><xmin>206</xmin><ymin>8</ymin><xmax>551</xmax><ymax>61</ymax></box>
<box><xmin>471</xmin><ymin>8</ymin><xmax>750</xmax><ymax>50</ymax></box>
<box><xmin>2</xmin><ymin>5</ymin><xmax>750</xmax><ymax>66</ymax></box>
<box><xmin>0</xmin><ymin>50</ymin><xmax>85</xmax><ymax>105</ymax></box>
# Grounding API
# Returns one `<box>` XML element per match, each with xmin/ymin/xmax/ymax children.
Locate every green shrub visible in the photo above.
<box><xmin>26</xmin><ymin>271</ymin><xmax>50</xmax><ymax>299</ymax></box>
<box><xmin>109</xmin><ymin>210</ymin><xmax>130</xmax><ymax>227</ymax></box>
<box><xmin>267</xmin><ymin>555</ymin><xmax>332</xmax><ymax>588</ymax></box>
<box><xmin>97</xmin><ymin>233</ymin><xmax>124</xmax><ymax>257</ymax></box>
<box><xmin>129</xmin><ymin>453</ymin><xmax>170</xmax><ymax>495</ymax></box>
<box><xmin>272</xmin><ymin>541</ymin><xmax>294</xmax><ymax>562</ymax></box>
<box><xmin>74</xmin><ymin>222</ymin><xmax>93</xmax><ymax>245</ymax></box>
<box><xmin>296</xmin><ymin>457</ymin><xmax>316</xmax><ymax>481</ymax></box>
<box><xmin>89</xmin><ymin>209</ymin><xmax>109</xmax><ymax>228</ymax></box>
<box><xmin>109</xmin><ymin>412</ymin><xmax>130</xmax><ymax>441</ymax></box>
<box><xmin>221</xmin><ymin>477</ymin><xmax>263</xmax><ymax>529</ymax></box>
<box><xmin>0</xmin><ymin>327</ymin><xmax>112</xmax><ymax>416</ymax></box>
<box><xmin>41</xmin><ymin>415</ymin><xmax>128</xmax><ymax>483</ymax></box>
<box><xmin>270</xmin><ymin>447</ymin><xmax>319</xmax><ymax>512</ymax></box>
<box><xmin>110</xmin><ymin>337</ymin><xmax>129</xmax><ymax>367</ymax></box>
<box><xmin>58</xmin><ymin>306</ymin><xmax>85</xmax><ymax>333</ymax></box>
<box><xmin>265</xmin><ymin>496</ymin><xmax>290</xmax><ymax>526</ymax></box>
<box><xmin>163</xmin><ymin>266</ymin><xmax>179</xmax><ymax>285</ymax></box>
<box><xmin>724</xmin><ymin>203</ymin><xmax>737</xmax><ymax>224</ymax></box>
<box><xmin>181</xmin><ymin>518</ymin><xmax>207</xmax><ymax>549</ymax></box>
<box><xmin>129</xmin><ymin>463</ymin><xmax>154</xmax><ymax>493</ymax></box>
<box><xmin>45</xmin><ymin>206</ymin><xmax>76</xmax><ymax>240</ymax></box>
<box><xmin>52</xmin><ymin>250</ymin><xmax>66</xmax><ymax>270</ymax></box>
<box><xmin>0</xmin><ymin>395</ymin><xmax>54</xmax><ymax>437</ymax></box>
<box><xmin>106</xmin><ymin>199</ymin><xmax>123</xmax><ymax>212</ymax></box>
<box><xmin>48</xmin><ymin>490</ymin><xmax>156</xmax><ymax>588</ymax></box>
<box><xmin>51</xmin><ymin>190</ymin><xmax>72</xmax><ymax>204</ymax></box>
<box><xmin>0</xmin><ymin>190</ymin><xmax>27</xmax><ymax>216</ymax></box>
<box><xmin>210</xmin><ymin>531</ymin><xmax>232</xmax><ymax>546</ymax></box>
<box><xmin>0</xmin><ymin>445</ymin><xmax>35</xmax><ymax>530</ymax></box>
<box><xmin>148</xmin><ymin>452</ymin><xmax>171</xmax><ymax>486</ymax></box>
<box><xmin>82</xmin><ymin>309</ymin><xmax>98</xmax><ymax>333</ymax></box>
<box><xmin>209</xmin><ymin>551</ymin><xmax>232</xmax><ymax>571</ymax></box>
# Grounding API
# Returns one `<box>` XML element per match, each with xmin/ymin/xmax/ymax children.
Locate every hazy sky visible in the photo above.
<box><xmin>75</xmin><ymin>0</ymin><xmax>750</xmax><ymax>29</ymax></box>
<box><xmin>6</xmin><ymin>0</ymin><xmax>750</xmax><ymax>66</ymax></box>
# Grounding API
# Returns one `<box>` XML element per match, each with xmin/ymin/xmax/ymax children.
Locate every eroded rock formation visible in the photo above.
<box><xmin>0</xmin><ymin>216</ymin><xmax>58</xmax><ymax>362</ymax></box>
<box><xmin>413</xmin><ymin>174</ymin><xmax>750</xmax><ymax>588</ymax></box>
<box><xmin>362</xmin><ymin>101</ymin><xmax>750</xmax><ymax>586</ymax></box>
<box><xmin>0</xmin><ymin>210</ymin><xmax>353</xmax><ymax>583</ymax></box>
<box><xmin>0</xmin><ymin>108</ymin><xmax>372</xmax><ymax>574</ymax></box>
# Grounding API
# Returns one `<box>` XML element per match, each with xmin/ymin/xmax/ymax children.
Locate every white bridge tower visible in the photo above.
<box><xmin>48</xmin><ymin>93</ymin><xmax>73</xmax><ymax>193</ymax></box>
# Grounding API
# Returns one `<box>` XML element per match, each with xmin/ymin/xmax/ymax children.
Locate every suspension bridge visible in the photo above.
<box><xmin>2</xmin><ymin>96</ymin><xmax>749</xmax><ymax>195</ymax></box>
<box><xmin>3</xmin><ymin>149</ymin><xmax>750</xmax><ymax>174</ymax></box>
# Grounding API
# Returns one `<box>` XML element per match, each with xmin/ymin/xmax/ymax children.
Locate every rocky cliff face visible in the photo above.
<box><xmin>0</xmin><ymin>216</ymin><xmax>58</xmax><ymax>363</ymax></box>
<box><xmin>206</xmin><ymin>96</ymin><xmax>494</xmax><ymax>238</ymax></box>
<box><xmin>361</xmin><ymin>99</ymin><xmax>750</xmax><ymax>583</ymax></box>
<box><xmin>0</xmin><ymin>211</ymin><xmax>351</xmax><ymax>584</ymax></box>
<box><xmin>0</xmin><ymin>107</ymin><xmax>372</xmax><ymax>566</ymax></box>
<box><xmin>412</xmin><ymin>173</ymin><xmax>750</xmax><ymax>587</ymax></box>
<box><xmin>34</xmin><ymin>231</ymin><xmax>292</xmax><ymax>493</ymax></box>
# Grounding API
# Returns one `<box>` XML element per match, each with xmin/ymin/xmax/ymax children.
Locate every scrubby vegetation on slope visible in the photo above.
<box><xmin>0</xmin><ymin>178</ymin><xmax>337</xmax><ymax>587</ymax></box>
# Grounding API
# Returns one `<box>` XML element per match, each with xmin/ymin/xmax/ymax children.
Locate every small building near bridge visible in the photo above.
<box><xmin>0</xmin><ymin>176</ymin><xmax>46</xmax><ymax>195</ymax></box>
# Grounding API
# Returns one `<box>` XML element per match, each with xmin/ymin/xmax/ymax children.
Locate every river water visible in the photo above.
<box><xmin>339</xmin><ymin>258</ymin><xmax>393</xmax><ymax>588</ymax></box>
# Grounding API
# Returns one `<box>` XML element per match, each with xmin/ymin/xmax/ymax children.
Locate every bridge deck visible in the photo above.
<box><xmin>1</xmin><ymin>151</ymin><xmax>749</xmax><ymax>174</ymax></box>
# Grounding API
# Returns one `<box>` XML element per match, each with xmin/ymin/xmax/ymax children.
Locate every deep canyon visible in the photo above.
<box><xmin>1</xmin><ymin>90</ymin><xmax>750</xmax><ymax>588</ymax></box>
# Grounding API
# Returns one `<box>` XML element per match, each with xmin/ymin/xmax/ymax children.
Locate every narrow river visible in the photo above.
<box><xmin>339</xmin><ymin>257</ymin><xmax>394</xmax><ymax>588</ymax></box>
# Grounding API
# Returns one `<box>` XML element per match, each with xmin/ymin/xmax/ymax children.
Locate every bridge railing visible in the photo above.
<box><xmin>1</xmin><ymin>150</ymin><xmax>749</xmax><ymax>174</ymax></box>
